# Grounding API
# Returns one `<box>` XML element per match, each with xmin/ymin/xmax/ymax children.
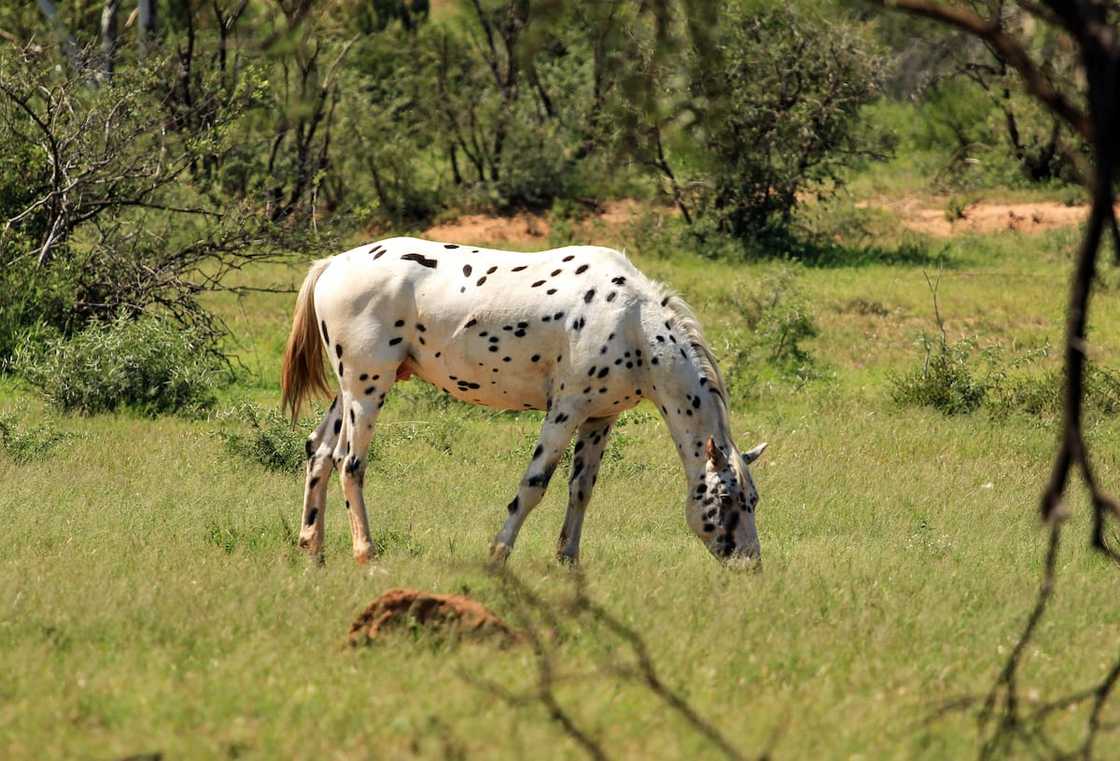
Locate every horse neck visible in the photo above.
<box><xmin>646</xmin><ymin>337</ymin><xmax>732</xmax><ymax>485</ymax></box>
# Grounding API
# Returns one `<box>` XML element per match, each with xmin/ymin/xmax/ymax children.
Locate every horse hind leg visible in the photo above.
<box><xmin>557</xmin><ymin>415</ymin><xmax>618</xmax><ymax>563</ymax></box>
<box><xmin>299</xmin><ymin>396</ymin><xmax>342</xmax><ymax>558</ymax></box>
<box><xmin>335</xmin><ymin>379</ymin><xmax>392</xmax><ymax>565</ymax></box>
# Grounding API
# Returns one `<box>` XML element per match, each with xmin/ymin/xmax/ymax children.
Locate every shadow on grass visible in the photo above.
<box><xmin>735</xmin><ymin>229</ymin><xmax>956</xmax><ymax>270</ymax></box>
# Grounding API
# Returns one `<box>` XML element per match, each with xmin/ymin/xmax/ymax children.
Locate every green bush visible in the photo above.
<box><xmin>14</xmin><ymin>316</ymin><xmax>222</xmax><ymax>416</ymax></box>
<box><xmin>889</xmin><ymin>335</ymin><xmax>988</xmax><ymax>415</ymax></box>
<box><xmin>722</xmin><ymin>267</ymin><xmax>824</xmax><ymax>404</ymax></box>
<box><xmin>987</xmin><ymin>364</ymin><xmax>1120</xmax><ymax>421</ymax></box>
<box><xmin>217</xmin><ymin>402</ymin><xmax>314</xmax><ymax>474</ymax></box>
<box><xmin>0</xmin><ymin>415</ymin><xmax>72</xmax><ymax>464</ymax></box>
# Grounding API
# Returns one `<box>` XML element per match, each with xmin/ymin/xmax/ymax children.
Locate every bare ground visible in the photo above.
<box><xmin>863</xmin><ymin>196</ymin><xmax>1114</xmax><ymax>237</ymax></box>
<box><xmin>420</xmin><ymin>196</ymin><xmax>1109</xmax><ymax>245</ymax></box>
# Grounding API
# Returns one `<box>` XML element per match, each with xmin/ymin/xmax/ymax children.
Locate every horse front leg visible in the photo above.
<box><xmin>491</xmin><ymin>407</ymin><xmax>582</xmax><ymax>564</ymax></box>
<box><xmin>557</xmin><ymin>415</ymin><xmax>618</xmax><ymax>563</ymax></box>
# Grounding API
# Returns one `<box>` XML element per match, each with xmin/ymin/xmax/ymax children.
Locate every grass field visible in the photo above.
<box><xmin>3</xmin><ymin>213</ymin><xmax>1120</xmax><ymax>759</ymax></box>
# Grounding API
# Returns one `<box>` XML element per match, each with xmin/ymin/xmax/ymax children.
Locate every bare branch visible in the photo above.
<box><xmin>879</xmin><ymin>1</ymin><xmax>1092</xmax><ymax>140</ymax></box>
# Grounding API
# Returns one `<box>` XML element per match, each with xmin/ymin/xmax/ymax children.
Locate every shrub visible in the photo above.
<box><xmin>889</xmin><ymin>335</ymin><xmax>988</xmax><ymax>415</ymax></box>
<box><xmin>14</xmin><ymin>315</ymin><xmax>222</xmax><ymax>416</ymax></box>
<box><xmin>728</xmin><ymin>267</ymin><xmax>820</xmax><ymax>368</ymax></box>
<box><xmin>217</xmin><ymin>402</ymin><xmax>312</xmax><ymax>474</ymax></box>
<box><xmin>0</xmin><ymin>415</ymin><xmax>72</xmax><ymax>464</ymax></box>
<box><xmin>722</xmin><ymin>267</ymin><xmax>824</xmax><ymax>404</ymax></box>
<box><xmin>987</xmin><ymin>364</ymin><xmax>1120</xmax><ymax>421</ymax></box>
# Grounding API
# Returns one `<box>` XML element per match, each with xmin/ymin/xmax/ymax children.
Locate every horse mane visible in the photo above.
<box><xmin>654</xmin><ymin>285</ymin><xmax>734</xmax><ymax>438</ymax></box>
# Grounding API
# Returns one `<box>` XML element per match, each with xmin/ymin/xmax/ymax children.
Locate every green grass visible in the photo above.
<box><xmin>2</xmin><ymin>217</ymin><xmax>1119</xmax><ymax>759</ymax></box>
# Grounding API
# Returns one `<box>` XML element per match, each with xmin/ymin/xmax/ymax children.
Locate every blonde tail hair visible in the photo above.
<box><xmin>281</xmin><ymin>258</ymin><xmax>333</xmax><ymax>420</ymax></box>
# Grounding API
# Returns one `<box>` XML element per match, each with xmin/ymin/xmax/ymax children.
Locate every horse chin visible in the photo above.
<box><xmin>708</xmin><ymin>542</ymin><xmax>762</xmax><ymax>571</ymax></box>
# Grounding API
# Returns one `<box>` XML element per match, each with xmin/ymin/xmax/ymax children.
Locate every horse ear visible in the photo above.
<box><xmin>705</xmin><ymin>436</ymin><xmax>728</xmax><ymax>468</ymax></box>
<box><xmin>742</xmin><ymin>442</ymin><xmax>768</xmax><ymax>464</ymax></box>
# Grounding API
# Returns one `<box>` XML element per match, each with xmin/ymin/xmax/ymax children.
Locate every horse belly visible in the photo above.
<box><xmin>405</xmin><ymin>340</ymin><xmax>552</xmax><ymax>411</ymax></box>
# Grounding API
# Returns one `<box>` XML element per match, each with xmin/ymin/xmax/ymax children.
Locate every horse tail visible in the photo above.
<box><xmin>281</xmin><ymin>257</ymin><xmax>333</xmax><ymax>421</ymax></box>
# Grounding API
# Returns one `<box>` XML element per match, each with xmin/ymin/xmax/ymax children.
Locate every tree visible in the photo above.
<box><xmin>874</xmin><ymin>1</ymin><xmax>1120</xmax><ymax>757</ymax></box>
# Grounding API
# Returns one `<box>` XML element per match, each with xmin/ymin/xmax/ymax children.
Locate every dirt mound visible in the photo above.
<box><xmin>866</xmin><ymin>197</ymin><xmax>1116</xmax><ymax>237</ymax></box>
<box><xmin>348</xmin><ymin>588</ymin><xmax>518</xmax><ymax>646</ymax></box>
<box><xmin>422</xmin><ymin>199</ymin><xmax>645</xmax><ymax>246</ymax></box>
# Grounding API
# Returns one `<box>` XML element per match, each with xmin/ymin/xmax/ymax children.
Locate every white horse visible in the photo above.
<box><xmin>281</xmin><ymin>237</ymin><xmax>766</xmax><ymax>565</ymax></box>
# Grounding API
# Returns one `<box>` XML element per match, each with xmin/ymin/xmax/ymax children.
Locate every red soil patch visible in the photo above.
<box><xmin>348</xmin><ymin>588</ymin><xmax>518</xmax><ymax>646</ymax></box>
<box><xmin>864</xmin><ymin>196</ymin><xmax>1118</xmax><ymax>237</ymax></box>
<box><xmin>422</xmin><ymin>199</ymin><xmax>645</xmax><ymax>246</ymax></box>
<box><xmin>418</xmin><ymin>196</ymin><xmax>1106</xmax><ymax>246</ymax></box>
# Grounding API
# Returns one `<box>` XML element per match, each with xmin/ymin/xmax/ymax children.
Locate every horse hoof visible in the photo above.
<box><xmin>555</xmin><ymin>551</ymin><xmax>579</xmax><ymax>565</ymax></box>
<box><xmin>298</xmin><ymin>535</ymin><xmax>322</xmax><ymax>556</ymax></box>
<box><xmin>354</xmin><ymin>543</ymin><xmax>373</xmax><ymax>566</ymax></box>
<box><xmin>488</xmin><ymin>542</ymin><xmax>511</xmax><ymax>568</ymax></box>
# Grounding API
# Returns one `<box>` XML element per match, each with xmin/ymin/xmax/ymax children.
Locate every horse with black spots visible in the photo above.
<box><xmin>281</xmin><ymin>237</ymin><xmax>767</xmax><ymax>566</ymax></box>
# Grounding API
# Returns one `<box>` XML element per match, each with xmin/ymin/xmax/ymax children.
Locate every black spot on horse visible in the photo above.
<box><xmin>508</xmin><ymin>497</ymin><xmax>519</xmax><ymax>514</ymax></box>
<box><xmin>512</xmin><ymin>265</ymin><xmax>527</xmax><ymax>272</ymax></box>
<box><xmin>531</xmin><ymin>354</ymin><xmax>540</xmax><ymax>362</ymax></box>
<box><xmin>309</xmin><ymin>476</ymin><xmax>319</xmax><ymax>489</ymax></box>
<box><xmin>466</xmin><ymin>318</ymin><xmax>477</xmax><ymax>328</ymax></box>
<box><xmin>401</xmin><ymin>252</ymin><xmax>438</xmax><ymax>269</ymax></box>
<box><xmin>364</xmin><ymin>386</ymin><xmax>375</xmax><ymax>395</ymax></box>
<box><xmin>349</xmin><ymin>409</ymin><xmax>355</xmax><ymax>425</ymax></box>
<box><xmin>692</xmin><ymin>396</ymin><xmax>701</xmax><ymax>409</ymax></box>
<box><xmin>321</xmin><ymin>321</ymin><xmax>330</xmax><ymax>344</ymax></box>
<box><xmin>597</xmin><ymin>367</ymin><xmax>609</xmax><ymax>379</ymax></box>
<box><xmin>532</xmin><ymin>444</ymin><xmax>544</xmax><ymax>460</ymax></box>
<box><xmin>584</xmin><ymin>289</ymin><xmax>596</xmax><ymax>303</ymax></box>
<box><xmin>661</xmin><ymin>297</ymin><xmax>670</xmax><ymax>307</ymax></box>
<box><xmin>444</xmin><ymin>244</ymin><xmax>459</xmax><ymax>249</ymax></box>
<box><xmin>576</xmin><ymin>264</ymin><xmax>589</xmax><ymax>274</ymax></box>
<box><xmin>531</xmin><ymin>280</ymin><xmax>545</xmax><ymax>287</ymax></box>
<box><xmin>546</xmin><ymin>289</ymin><xmax>557</xmax><ymax>295</ymax></box>
<box><xmin>305</xmin><ymin>439</ymin><xmax>314</xmax><ymax>458</ymax></box>
<box><xmin>611</xmin><ymin>276</ymin><xmax>626</xmax><ymax>285</ymax></box>
<box><xmin>335</xmin><ymin>343</ymin><xmax>343</xmax><ymax>358</ymax></box>
<box><xmin>334</xmin><ymin>419</ymin><xmax>342</xmax><ymax>435</ymax></box>
<box><xmin>306</xmin><ymin>508</ymin><xmax>318</xmax><ymax>526</ymax></box>
<box><xmin>389</xmin><ymin>337</ymin><xmax>403</xmax><ymax>346</ymax></box>
<box><xmin>463</xmin><ymin>264</ymin><xmax>472</xmax><ymax>277</ymax></box>
<box><xmin>338</xmin><ymin>361</ymin><xmax>344</xmax><ymax>376</ymax></box>
<box><xmin>477</xmin><ymin>276</ymin><xmax>487</xmax><ymax>286</ymax></box>
<box><xmin>487</xmin><ymin>266</ymin><xmax>498</xmax><ymax>274</ymax></box>
<box><xmin>394</xmin><ymin>319</ymin><xmax>405</xmax><ymax>327</ymax></box>
<box><xmin>360</xmin><ymin>373</ymin><xmax>369</xmax><ymax>381</ymax></box>
<box><xmin>606</xmin><ymin>291</ymin><xmax>617</xmax><ymax>302</ymax></box>
<box><xmin>563</xmin><ymin>255</ymin><xmax>575</xmax><ymax>262</ymax></box>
